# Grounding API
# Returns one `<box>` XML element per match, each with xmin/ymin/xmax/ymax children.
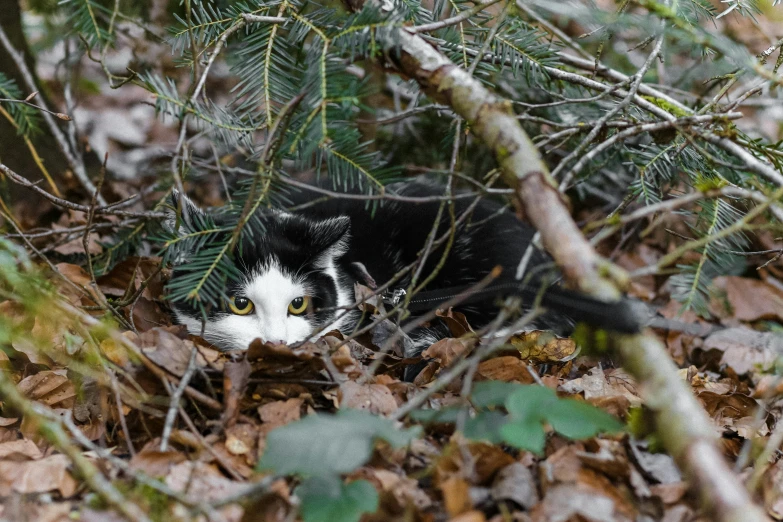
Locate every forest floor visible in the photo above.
<box><xmin>2</xmin><ymin>7</ymin><xmax>783</xmax><ymax>522</ymax></box>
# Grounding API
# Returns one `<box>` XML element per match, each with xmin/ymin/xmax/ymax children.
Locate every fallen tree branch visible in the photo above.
<box><xmin>374</xmin><ymin>17</ymin><xmax>770</xmax><ymax>522</ymax></box>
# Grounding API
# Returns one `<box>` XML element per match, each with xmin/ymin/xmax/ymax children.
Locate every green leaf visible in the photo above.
<box><xmin>499</xmin><ymin>418</ymin><xmax>547</xmax><ymax>454</ymax></box>
<box><xmin>258</xmin><ymin>409</ymin><xmax>421</xmax><ymax>477</ymax></box>
<box><xmin>546</xmin><ymin>399</ymin><xmax>623</xmax><ymax>440</ymax></box>
<box><xmin>503</xmin><ymin>383</ymin><xmax>559</xmax><ymax>418</ymax></box>
<box><xmin>409</xmin><ymin>406</ymin><xmax>463</xmax><ymax>424</ymax></box>
<box><xmin>470</xmin><ymin>380</ymin><xmax>524</xmax><ymax>408</ymax></box>
<box><xmin>501</xmin><ymin>384</ymin><xmax>622</xmax><ymax>452</ymax></box>
<box><xmin>464</xmin><ymin>410</ymin><xmax>508</xmax><ymax>444</ymax></box>
<box><xmin>299</xmin><ymin>478</ymin><xmax>379</xmax><ymax>522</ymax></box>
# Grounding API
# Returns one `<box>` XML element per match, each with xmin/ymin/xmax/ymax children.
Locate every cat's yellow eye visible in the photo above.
<box><xmin>288</xmin><ymin>296</ymin><xmax>310</xmax><ymax>315</ymax></box>
<box><xmin>228</xmin><ymin>296</ymin><xmax>254</xmax><ymax>315</ymax></box>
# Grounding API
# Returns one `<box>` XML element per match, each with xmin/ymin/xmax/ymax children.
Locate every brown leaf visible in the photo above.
<box><xmin>712</xmin><ymin>276</ymin><xmax>783</xmax><ymax>322</ymax></box>
<box><xmin>448</xmin><ymin>512</ymin><xmax>485</xmax><ymax>522</ymax></box>
<box><xmin>702</xmin><ymin>327</ymin><xmax>783</xmax><ymax>376</ymax></box>
<box><xmin>435</xmin><ymin>308</ymin><xmax>475</xmax><ymax>338</ymax></box>
<box><xmin>0</xmin><ymin>439</ymin><xmax>43</xmax><ymax>460</ymax></box>
<box><xmin>246</xmin><ymin>338</ymin><xmax>326</xmax><ymax>374</ymax></box>
<box><xmin>225</xmin><ymin>423</ymin><xmax>259</xmax><ymax>460</ymax></box>
<box><xmin>698</xmin><ymin>390</ymin><xmax>757</xmax><ymax>423</ymax></box>
<box><xmin>329</xmin><ymin>342</ymin><xmax>362</xmax><ymax>375</ymax></box>
<box><xmin>490</xmin><ymin>462</ymin><xmax>539</xmax><ymax>509</ymax></box>
<box><xmin>436</xmin><ymin>442</ymin><xmax>515</xmax><ymax>486</ymax></box>
<box><xmin>258</xmin><ymin>398</ymin><xmax>304</xmax><ymax>429</ymax></box>
<box><xmin>164</xmin><ymin>461</ymin><xmax>245</xmax><ymax>521</ymax></box>
<box><xmin>3</xmin><ymin>501</ymin><xmax>72</xmax><ymax>522</ymax></box>
<box><xmin>0</xmin><ymin>454</ymin><xmax>79</xmax><ymax>497</ymax></box>
<box><xmin>129</xmin><ymin>449</ymin><xmax>188</xmax><ymax>478</ymax></box>
<box><xmin>614</xmin><ymin>246</ymin><xmax>660</xmax><ymax>301</ymax></box>
<box><xmin>16</xmin><ymin>370</ymin><xmax>76</xmax><ymax>408</ymax></box>
<box><xmin>356</xmin><ymin>468</ymin><xmax>432</xmax><ymax>511</ymax></box>
<box><xmin>763</xmin><ymin>457</ymin><xmax>783</xmax><ymax>519</ymax></box>
<box><xmin>559</xmin><ymin>367</ymin><xmax>642</xmax><ymax>407</ymax></box>
<box><xmin>576</xmin><ymin>440</ymin><xmax>630</xmax><ymax>479</ymax></box>
<box><xmin>531</xmin><ymin>483</ymin><xmax>632</xmax><ymax>522</ymax></box>
<box><xmin>628</xmin><ymin>441</ymin><xmax>682</xmax><ymax>484</ymax></box>
<box><xmin>538</xmin><ymin>445</ymin><xmax>637</xmax><ymax>521</ymax></box>
<box><xmin>339</xmin><ymin>381</ymin><xmax>397</xmax><ymax>415</ymax></box>
<box><xmin>223</xmin><ymin>358</ymin><xmax>252</xmax><ymax>428</ymax></box>
<box><xmin>140</xmin><ymin>327</ymin><xmax>208</xmax><ymax>377</ymax></box>
<box><xmin>649</xmin><ymin>482</ymin><xmax>689</xmax><ymax>505</ymax></box>
<box><xmin>97</xmin><ymin>256</ymin><xmax>164</xmax><ymax>300</ymax></box>
<box><xmin>510</xmin><ymin>330</ymin><xmax>577</xmax><ymax>363</ymax></box>
<box><xmin>422</xmin><ymin>338</ymin><xmax>474</xmax><ymax>368</ymax></box>
<box><xmin>131</xmin><ymin>297</ymin><xmax>169</xmax><ymax>332</ymax></box>
<box><xmin>440</xmin><ymin>476</ymin><xmax>472</xmax><ymax>517</ymax></box>
<box><xmin>476</xmin><ymin>356</ymin><xmax>535</xmax><ymax>384</ymax></box>
<box><xmin>55</xmin><ymin>263</ymin><xmax>92</xmax><ymax>287</ymax></box>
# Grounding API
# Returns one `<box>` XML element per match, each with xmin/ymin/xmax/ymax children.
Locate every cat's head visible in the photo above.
<box><xmin>163</xmin><ymin>192</ymin><xmax>354</xmax><ymax>349</ymax></box>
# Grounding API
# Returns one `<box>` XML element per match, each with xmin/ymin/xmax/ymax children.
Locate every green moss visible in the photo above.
<box><xmin>640</xmin><ymin>95</ymin><xmax>691</xmax><ymax>118</ymax></box>
<box><xmin>693</xmin><ymin>173</ymin><xmax>728</xmax><ymax>192</ymax></box>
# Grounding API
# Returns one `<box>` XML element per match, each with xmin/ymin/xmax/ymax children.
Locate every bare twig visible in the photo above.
<box><xmin>410</xmin><ymin>0</ymin><xmax>503</xmax><ymax>33</ymax></box>
<box><xmin>0</xmin><ymin>25</ymin><xmax>105</xmax><ymax>204</ymax></box>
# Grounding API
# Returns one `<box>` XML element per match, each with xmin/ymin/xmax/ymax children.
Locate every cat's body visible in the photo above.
<box><xmin>166</xmin><ymin>181</ymin><xmax>638</xmax><ymax>359</ymax></box>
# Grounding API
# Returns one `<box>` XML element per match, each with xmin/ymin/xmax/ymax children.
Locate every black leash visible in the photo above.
<box><xmin>382</xmin><ymin>281</ymin><xmax>535</xmax><ymax>312</ymax></box>
<box><xmin>381</xmin><ymin>280</ymin><xmax>645</xmax><ymax>333</ymax></box>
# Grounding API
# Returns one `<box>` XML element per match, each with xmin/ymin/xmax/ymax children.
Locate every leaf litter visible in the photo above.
<box><xmin>3</xmin><ymin>171</ymin><xmax>783</xmax><ymax>522</ymax></box>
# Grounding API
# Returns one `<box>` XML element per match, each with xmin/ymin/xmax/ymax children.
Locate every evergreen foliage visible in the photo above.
<box><xmin>44</xmin><ymin>0</ymin><xmax>783</xmax><ymax>317</ymax></box>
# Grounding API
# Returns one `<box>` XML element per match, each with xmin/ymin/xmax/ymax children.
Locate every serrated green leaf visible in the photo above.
<box><xmin>258</xmin><ymin>409</ymin><xmax>421</xmax><ymax>477</ymax></box>
<box><xmin>299</xmin><ymin>478</ymin><xmax>379</xmax><ymax>522</ymax></box>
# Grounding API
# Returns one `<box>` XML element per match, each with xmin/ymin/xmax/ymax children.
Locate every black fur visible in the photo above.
<box><xmin>167</xmin><ymin>180</ymin><xmax>640</xmax><ymax>360</ymax></box>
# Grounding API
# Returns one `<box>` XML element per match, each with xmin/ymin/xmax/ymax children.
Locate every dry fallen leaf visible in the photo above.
<box><xmin>0</xmin><ymin>439</ymin><xmax>43</xmax><ymax>460</ymax></box>
<box><xmin>712</xmin><ymin>276</ymin><xmax>783</xmax><ymax>322</ymax></box>
<box><xmin>476</xmin><ymin>356</ymin><xmax>535</xmax><ymax>384</ymax></box>
<box><xmin>356</xmin><ymin>468</ymin><xmax>432</xmax><ymax>511</ymax></box>
<box><xmin>339</xmin><ymin>381</ymin><xmax>397</xmax><ymax>415</ymax></box>
<box><xmin>510</xmin><ymin>330</ymin><xmax>577</xmax><ymax>362</ymax></box>
<box><xmin>0</xmin><ymin>454</ymin><xmax>79</xmax><ymax>497</ymax></box>
<box><xmin>16</xmin><ymin>370</ymin><xmax>76</xmax><ymax>409</ymax></box>
<box><xmin>258</xmin><ymin>398</ymin><xmax>304</xmax><ymax>429</ymax></box>
<box><xmin>140</xmin><ymin>327</ymin><xmax>210</xmax><ymax>377</ymax></box>
<box><xmin>560</xmin><ymin>366</ymin><xmax>642</xmax><ymax>407</ymax></box>
<box><xmin>440</xmin><ymin>475</ymin><xmax>472</xmax><ymax>517</ymax></box>
<box><xmin>129</xmin><ymin>449</ymin><xmax>188</xmax><ymax>478</ymax></box>
<box><xmin>422</xmin><ymin>337</ymin><xmax>474</xmax><ymax>368</ymax></box>
<box><xmin>701</xmin><ymin>327</ymin><xmax>783</xmax><ymax>377</ymax></box>
<box><xmin>490</xmin><ymin>462</ymin><xmax>539</xmax><ymax>509</ymax></box>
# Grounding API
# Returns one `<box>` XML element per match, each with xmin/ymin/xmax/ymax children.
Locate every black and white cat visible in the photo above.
<box><xmin>165</xmin><ymin>180</ymin><xmax>639</xmax><ymax>356</ymax></box>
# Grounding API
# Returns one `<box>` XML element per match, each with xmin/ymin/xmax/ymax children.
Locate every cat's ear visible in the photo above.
<box><xmin>310</xmin><ymin>216</ymin><xmax>351</xmax><ymax>264</ymax></box>
<box><xmin>163</xmin><ymin>190</ymin><xmax>205</xmax><ymax>236</ymax></box>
